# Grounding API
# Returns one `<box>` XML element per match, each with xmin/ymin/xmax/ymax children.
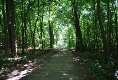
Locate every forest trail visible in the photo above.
<box><xmin>8</xmin><ymin>49</ymin><xmax>88</xmax><ymax>80</ymax></box>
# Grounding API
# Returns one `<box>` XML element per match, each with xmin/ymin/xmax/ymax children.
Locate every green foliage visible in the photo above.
<box><xmin>81</xmin><ymin>52</ymin><xmax>118</xmax><ymax>80</ymax></box>
<box><xmin>0</xmin><ymin>0</ymin><xmax>117</xmax><ymax>51</ymax></box>
<box><xmin>0</xmin><ymin>54</ymin><xmax>28</xmax><ymax>70</ymax></box>
<box><xmin>0</xmin><ymin>0</ymin><xmax>118</xmax><ymax>79</ymax></box>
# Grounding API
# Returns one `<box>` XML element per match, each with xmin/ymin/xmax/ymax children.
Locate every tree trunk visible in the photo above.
<box><xmin>21</xmin><ymin>0</ymin><xmax>25</xmax><ymax>54</ymax></box>
<box><xmin>6</xmin><ymin>0</ymin><xmax>16</xmax><ymax>56</ymax></box>
<box><xmin>6</xmin><ymin>0</ymin><xmax>11</xmax><ymax>52</ymax></box>
<box><xmin>49</xmin><ymin>7</ymin><xmax>54</xmax><ymax>48</ymax></box>
<box><xmin>107</xmin><ymin>0</ymin><xmax>112</xmax><ymax>51</ymax></box>
<box><xmin>97</xmin><ymin>0</ymin><xmax>109</xmax><ymax>55</ymax></box>
<box><xmin>40</xmin><ymin>14</ymin><xmax>43</xmax><ymax>49</ymax></box>
<box><xmin>49</xmin><ymin>20</ymin><xmax>54</xmax><ymax>48</ymax></box>
<box><xmin>115</xmin><ymin>6</ymin><xmax>118</xmax><ymax>52</ymax></box>
<box><xmin>10</xmin><ymin>0</ymin><xmax>16</xmax><ymax>56</ymax></box>
<box><xmin>93</xmin><ymin>0</ymin><xmax>99</xmax><ymax>51</ymax></box>
<box><xmin>33</xmin><ymin>18</ymin><xmax>38</xmax><ymax>50</ymax></box>
<box><xmin>72</xmin><ymin>0</ymin><xmax>83</xmax><ymax>51</ymax></box>
<box><xmin>2</xmin><ymin>0</ymin><xmax>9</xmax><ymax>54</ymax></box>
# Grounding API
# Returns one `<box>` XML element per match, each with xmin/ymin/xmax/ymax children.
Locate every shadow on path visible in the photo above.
<box><xmin>7</xmin><ymin>49</ymin><xmax>88</xmax><ymax>80</ymax></box>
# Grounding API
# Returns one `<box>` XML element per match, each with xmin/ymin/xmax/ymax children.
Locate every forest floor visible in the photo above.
<box><xmin>3</xmin><ymin>48</ymin><xmax>88</xmax><ymax>80</ymax></box>
<box><xmin>0</xmin><ymin>49</ymin><xmax>57</xmax><ymax>80</ymax></box>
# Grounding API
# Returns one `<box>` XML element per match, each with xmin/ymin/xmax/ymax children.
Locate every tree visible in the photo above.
<box><xmin>48</xmin><ymin>6</ymin><xmax>54</xmax><ymax>48</ymax></box>
<box><xmin>1</xmin><ymin>0</ymin><xmax>9</xmax><ymax>54</ymax></box>
<box><xmin>1</xmin><ymin>0</ymin><xmax>117</xmax><ymax>54</ymax></box>
<box><xmin>97</xmin><ymin>0</ymin><xmax>109</xmax><ymax>55</ymax></box>
<box><xmin>72</xmin><ymin>0</ymin><xmax>84</xmax><ymax>51</ymax></box>
<box><xmin>6</xmin><ymin>0</ymin><xmax>16</xmax><ymax>56</ymax></box>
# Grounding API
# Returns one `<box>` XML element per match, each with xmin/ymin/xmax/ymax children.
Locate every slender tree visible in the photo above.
<box><xmin>21</xmin><ymin>0</ymin><xmax>25</xmax><ymax>54</ymax></box>
<box><xmin>97</xmin><ymin>0</ymin><xmax>109</xmax><ymax>55</ymax></box>
<box><xmin>10</xmin><ymin>0</ymin><xmax>16</xmax><ymax>56</ymax></box>
<box><xmin>48</xmin><ymin>6</ymin><xmax>54</xmax><ymax>48</ymax></box>
<box><xmin>1</xmin><ymin>0</ymin><xmax>9</xmax><ymax>54</ymax></box>
<box><xmin>72</xmin><ymin>0</ymin><xmax>84</xmax><ymax>51</ymax></box>
<box><xmin>115</xmin><ymin>6</ymin><xmax>118</xmax><ymax>52</ymax></box>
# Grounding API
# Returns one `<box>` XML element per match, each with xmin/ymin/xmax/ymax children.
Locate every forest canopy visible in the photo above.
<box><xmin>0</xmin><ymin>0</ymin><xmax>117</xmax><ymax>55</ymax></box>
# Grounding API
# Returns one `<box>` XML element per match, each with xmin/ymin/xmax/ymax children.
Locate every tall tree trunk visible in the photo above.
<box><xmin>6</xmin><ymin>0</ymin><xmax>11</xmax><ymax>52</ymax></box>
<box><xmin>97</xmin><ymin>0</ymin><xmax>109</xmax><ymax>55</ymax></box>
<box><xmin>115</xmin><ymin>6</ymin><xmax>118</xmax><ymax>52</ymax></box>
<box><xmin>49</xmin><ymin>7</ymin><xmax>54</xmax><ymax>48</ymax></box>
<box><xmin>6</xmin><ymin>0</ymin><xmax>16</xmax><ymax>56</ymax></box>
<box><xmin>40</xmin><ymin>15</ymin><xmax>44</xmax><ymax>49</ymax></box>
<box><xmin>2</xmin><ymin>0</ymin><xmax>9</xmax><ymax>54</ymax></box>
<box><xmin>33</xmin><ymin>18</ymin><xmax>38</xmax><ymax>50</ymax></box>
<box><xmin>39</xmin><ymin>2</ymin><xmax>43</xmax><ymax>49</ymax></box>
<box><xmin>93</xmin><ymin>0</ymin><xmax>99</xmax><ymax>50</ymax></box>
<box><xmin>107</xmin><ymin>0</ymin><xmax>112</xmax><ymax>51</ymax></box>
<box><xmin>21</xmin><ymin>0</ymin><xmax>25</xmax><ymax>54</ymax></box>
<box><xmin>72</xmin><ymin>0</ymin><xmax>83</xmax><ymax>51</ymax></box>
<box><xmin>10</xmin><ymin>0</ymin><xmax>16</xmax><ymax>56</ymax></box>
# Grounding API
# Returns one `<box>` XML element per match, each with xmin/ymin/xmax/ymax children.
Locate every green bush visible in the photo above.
<box><xmin>0</xmin><ymin>54</ymin><xmax>28</xmax><ymax>70</ymax></box>
<box><xmin>81</xmin><ymin>52</ymin><xmax>117</xmax><ymax>80</ymax></box>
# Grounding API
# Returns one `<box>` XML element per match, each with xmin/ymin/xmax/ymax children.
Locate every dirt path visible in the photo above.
<box><xmin>16</xmin><ymin>49</ymin><xmax>87</xmax><ymax>80</ymax></box>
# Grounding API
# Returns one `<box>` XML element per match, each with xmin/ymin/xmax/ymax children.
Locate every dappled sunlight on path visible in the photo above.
<box><xmin>18</xmin><ymin>49</ymin><xmax>88</xmax><ymax>80</ymax></box>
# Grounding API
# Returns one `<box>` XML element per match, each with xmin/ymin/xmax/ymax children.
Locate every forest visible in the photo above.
<box><xmin>0</xmin><ymin>0</ymin><xmax>118</xmax><ymax>80</ymax></box>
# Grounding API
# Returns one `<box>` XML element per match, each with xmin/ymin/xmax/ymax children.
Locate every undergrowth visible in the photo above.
<box><xmin>0</xmin><ymin>49</ymin><xmax>53</xmax><ymax>74</ymax></box>
<box><xmin>0</xmin><ymin>54</ymin><xmax>27</xmax><ymax>73</ymax></box>
<box><xmin>80</xmin><ymin>51</ymin><xmax>118</xmax><ymax>80</ymax></box>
